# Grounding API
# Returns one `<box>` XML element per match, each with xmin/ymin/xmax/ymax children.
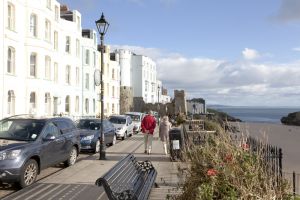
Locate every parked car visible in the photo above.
<box><xmin>125</xmin><ymin>112</ymin><xmax>144</xmax><ymax>134</ymax></box>
<box><xmin>0</xmin><ymin>115</ymin><xmax>80</xmax><ymax>188</ymax></box>
<box><xmin>109</xmin><ymin>115</ymin><xmax>134</xmax><ymax>140</ymax></box>
<box><xmin>76</xmin><ymin>119</ymin><xmax>116</xmax><ymax>153</ymax></box>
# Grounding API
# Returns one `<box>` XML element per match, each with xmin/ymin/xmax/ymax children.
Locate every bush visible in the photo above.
<box><xmin>173</xmin><ymin>122</ymin><xmax>291</xmax><ymax>200</ymax></box>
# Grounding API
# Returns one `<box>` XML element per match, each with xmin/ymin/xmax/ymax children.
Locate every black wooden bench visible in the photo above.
<box><xmin>95</xmin><ymin>154</ymin><xmax>157</xmax><ymax>200</ymax></box>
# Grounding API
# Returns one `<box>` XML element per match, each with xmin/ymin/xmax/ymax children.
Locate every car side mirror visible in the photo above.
<box><xmin>43</xmin><ymin>134</ymin><xmax>56</xmax><ymax>141</ymax></box>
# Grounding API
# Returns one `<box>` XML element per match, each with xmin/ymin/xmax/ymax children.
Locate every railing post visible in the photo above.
<box><xmin>279</xmin><ymin>148</ymin><xmax>282</xmax><ymax>178</ymax></box>
<box><xmin>293</xmin><ymin>171</ymin><xmax>296</xmax><ymax>198</ymax></box>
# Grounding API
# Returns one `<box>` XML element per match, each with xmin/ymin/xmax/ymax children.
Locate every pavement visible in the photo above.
<box><xmin>3</xmin><ymin>129</ymin><xmax>183</xmax><ymax>200</ymax></box>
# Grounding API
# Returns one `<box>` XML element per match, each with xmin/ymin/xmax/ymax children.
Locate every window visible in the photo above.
<box><xmin>85</xmin><ymin>73</ymin><xmax>89</xmax><ymax>89</ymax></box>
<box><xmin>44</xmin><ymin>123</ymin><xmax>60</xmax><ymax>138</ymax></box>
<box><xmin>7</xmin><ymin>90</ymin><xmax>15</xmax><ymax>115</ymax></box>
<box><xmin>93</xmin><ymin>99</ymin><xmax>95</xmax><ymax>113</ymax></box>
<box><xmin>45</xmin><ymin>20</ymin><xmax>51</xmax><ymax>41</ymax></box>
<box><xmin>30</xmin><ymin>14</ymin><xmax>37</xmax><ymax>37</ymax></box>
<box><xmin>45</xmin><ymin>93</ymin><xmax>51</xmax><ymax>115</ymax></box>
<box><xmin>85</xmin><ymin>98</ymin><xmax>89</xmax><ymax>114</ymax></box>
<box><xmin>29</xmin><ymin>92</ymin><xmax>36</xmax><ymax>113</ymax></box>
<box><xmin>76</xmin><ymin>39</ymin><xmax>80</xmax><ymax>57</ymax></box>
<box><xmin>85</xmin><ymin>49</ymin><xmax>89</xmax><ymax>64</ymax></box>
<box><xmin>106</xmin><ymin>83</ymin><xmax>109</xmax><ymax>96</ymax></box>
<box><xmin>93</xmin><ymin>51</ymin><xmax>96</xmax><ymax>67</ymax></box>
<box><xmin>112</xmin><ymin>86</ymin><xmax>115</xmax><ymax>98</ymax></box>
<box><xmin>30</xmin><ymin>53</ymin><xmax>37</xmax><ymax>77</ymax></box>
<box><xmin>47</xmin><ymin>0</ymin><xmax>51</xmax><ymax>9</ymax></box>
<box><xmin>45</xmin><ymin>56</ymin><xmax>51</xmax><ymax>79</ymax></box>
<box><xmin>65</xmin><ymin>65</ymin><xmax>71</xmax><ymax>84</ymax></box>
<box><xmin>54</xmin><ymin>31</ymin><xmax>58</xmax><ymax>50</ymax></box>
<box><xmin>112</xmin><ymin>104</ymin><xmax>115</xmax><ymax>114</ymax></box>
<box><xmin>145</xmin><ymin>81</ymin><xmax>148</xmax><ymax>92</ymax></box>
<box><xmin>54</xmin><ymin>62</ymin><xmax>58</xmax><ymax>83</ymax></box>
<box><xmin>7</xmin><ymin>47</ymin><xmax>15</xmax><ymax>74</ymax></box>
<box><xmin>112</xmin><ymin>69</ymin><xmax>115</xmax><ymax>79</ymax></box>
<box><xmin>76</xmin><ymin>67</ymin><xmax>79</xmax><ymax>86</ymax></box>
<box><xmin>75</xmin><ymin>96</ymin><xmax>79</xmax><ymax>113</ymax></box>
<box><xmin>65</xmin><ymin>96</ymin><xmax>70</xmax><ymax>113</ymax></box>
<box><xmin>77</xmin><ymin>16</ymin><xmax>80</xmax><ymax>31</ymax></box>
<box><xmin>93</xmin><ymin>33</ymin><xmax>96</xmax><ymax>45</ymax></box>
<box><xmin>7</xmin><ymin>3</ymin><xmax>15</xmax><ymax>30</ymax></box>
<box><xmin>65</xmin><ymin>36</ymin><xmax>70</xmax><ymax>53</ymax></box>
<box><xmin>55</xmin><ymin>6</ymin><xmax>59</xmax><ymax>21</ymax></box>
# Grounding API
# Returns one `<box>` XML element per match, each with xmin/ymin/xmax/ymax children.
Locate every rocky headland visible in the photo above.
<box><xmin>281</xmin><ymin>111</ymin><xmax>300</xmax><ymax>126</ymax></box>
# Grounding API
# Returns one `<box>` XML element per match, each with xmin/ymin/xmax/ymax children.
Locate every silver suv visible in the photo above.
<box><xmin>0</xmin><ymin>115</ymin><xmax>81</xmax><ymax>188</ymax></box>
<box><xmin>109</xmin><ymin>115</ymin><xmax>134</xmax><ymax>140</ymax></box>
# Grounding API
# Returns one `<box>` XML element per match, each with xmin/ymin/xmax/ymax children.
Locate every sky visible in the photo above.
<box><xmin>59</xmin><ymin>0</ymin><xmax>300</xmax><ymax>107</ymax></box>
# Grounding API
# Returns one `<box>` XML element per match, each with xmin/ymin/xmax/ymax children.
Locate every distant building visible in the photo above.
<box><xmin>186</xmin><ymin>98</ymin><xmax>206</xmax><ymax>114</ymax></box>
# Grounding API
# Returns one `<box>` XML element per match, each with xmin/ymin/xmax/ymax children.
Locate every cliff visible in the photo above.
<box><xmin>281</xmin><ymin>111</ymin><xmax>300</xmax><ymax>126</ymax></box>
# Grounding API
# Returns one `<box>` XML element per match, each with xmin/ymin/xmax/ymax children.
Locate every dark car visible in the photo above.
<box><xmin>76</xmin><ymin>119</ymin><xmax>116</xmax><ymax>153</ymax></box>
<box><xmin>0</xmin><ymin>115</ymin><xmax>81</xmax><ymax>188</ymax></box>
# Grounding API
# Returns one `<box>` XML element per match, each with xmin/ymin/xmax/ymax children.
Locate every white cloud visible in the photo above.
<box><xmin>292</xmin><ymin>47</ymin><xmax>300</xmax><ymax>52</ymax></box>
<box><xmin>112</xmin><ymin>45</ymin><xmax>300</xmax><ymax>106</ymax></box>
<box><xmin>242</xmin><ymin>48</ymin><xmax>260</xmax><ymax>60</ymax></box>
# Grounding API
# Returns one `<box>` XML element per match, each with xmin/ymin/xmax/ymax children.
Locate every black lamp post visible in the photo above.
<box><xmin>95</xmin><ymin>13</ymin><xmax>109</xmax><ymax>160</ymax></box>
<box><xmin>157</xmin><ymin>85</ymin><xmax>160</xmax><ymax>103</ymax></box>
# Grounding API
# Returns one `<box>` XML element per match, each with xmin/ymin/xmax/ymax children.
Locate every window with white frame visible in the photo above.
<box><xmin>7</xmin><ymin>3</ymin><xmax>15</xmax><ymax>31</ymax></box>
<box><xmin>45</xmin><ymin>93</ymin><xmax>51</xmax><ymax>115</ymax></box>
<box><xmin>75</xmin><ymin>96</ymin><xmax>79</xmax><ymax>113</ymax></box>
<box><xmin>93</xmin><ymin>99</ymin><xmax>95</xmax><ymax>113</ymax></box>
<box><xmin>54</xmin><ymin>31</ymin><xmax>58</xmax><ymax>50</ymax></box>
<box><xmin>30</xmin><ymin>14</ymin><xmax>37</xmax><ymax>37</ymax></box>
<box><xmin>65</xmin><ymin>36</ymin><xmax>70</xmax><ymax>53</ymax></box>
<box><xmin>85</xmin><ymin>49</ymin><xmax>89</xmax><ymax>65</ymax></box>
<box><xmin>55</xmin><ymin>6</ymin><xmax>59</xmax><ymax>21</ymax></box>
<box><xmin>93</xmin><ymin>51</ymin><xmax>96</xmax><ymax>67</ymax></box>
<box><xmin>29</xmin><ymin>92</ymin><xmax>36</xmax><ymax>113</ymax></box>
<box><xmin>7</xmin><ymin>47</ymin><xmax>15</xmax><ymax>74</ymax></box>
<box><xmin>145</xmin><ymin>81</ymin><xmax>148</xmax><ymax>92</ymax></box>
<box><xmin>45</xmin><ymin>20</ymin><xmax>51</xmax><ymax>41</ymax></box>
<box><xmin>45</xmin><ymin>56</ymin><xmax>51</xmax><ymax>79</ymax></box>
<box><xmin>76</xmin><ymin>67</ymin><xmax>79</xmax><ymax>86</ymax></box>
<box><xmin>7</xmin><ymin>90</ymin><xmax>15</xmax><ymax>115</ymax></box>
<box><xmin>85</xmin><ymin>73</ymin><xmax>89</xmax><ymax>89</ymax></box>
<box><xmin>65</xmin><ymin>65</ymin><xmax>71</xmax><ymax>84</ymax></box>
<box><xmin>112</xmin><ymin>69</ymin><xmax>115</xmax><ymax>79</ymax></box>
<box><xmin>106</xmin><ymin>83</ymin><xmax>109</xmax><ymax>96</ymax></box>
<box><xmin>47</xmin><ymin>0</ymin><xmax>51</xmax><ymax>9</ymax></box>
<box><xmin>93</xmin><ymin>33</ymin><xmax>96</xmax><ymax>45</ymax></box>
<box><xmin>54</xmin><ymin>62</ymin><xmax>58</xmax><ymax>83</ymax></box>
<box><xmin>112</xmin><ymin>86</ymin><xmax>115</xmax><ymax>98</ymax></box>
<box><xmin>76</xmin><ymin>39</ymin><xmax>80</xmax><ymax>57</ymax></box>
<box><xmin>85</xmin><ymin>98</ymin><xmax>89</xmax><ymax>114</ymax></box>
<box><xmin>65</xmin><ymin>96</ymin><xmax>70</xmax><ymax>113</ymax></box>
<box><xmin>112</xmin><ymin>103</ymin><xmax>115</xmax><ymax>114</ymax></box>
<box><xmin>30</xmin><ymin>53</ymin><xmax>37</xmax><ymax>77</ymax></box>
<box><xmin>77</xmin><ymin>16</ymin><xmax>80</xmax><ymax>31</ymax></box>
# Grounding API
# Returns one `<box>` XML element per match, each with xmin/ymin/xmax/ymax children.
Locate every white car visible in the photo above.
<box><xmin>125</xmin><ymin>112</ymin><xmax>145</xmax><ymax>134</ymax></box>
<box><xmin>109</xmin><ymin>115</ymin><xmax>134</xmax><ymax>140</ymax></box>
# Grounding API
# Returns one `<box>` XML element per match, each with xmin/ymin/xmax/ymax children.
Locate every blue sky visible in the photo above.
<box><xmin>60</xmin><ymin>0</ymin><xmax>300</xmax><ymax>107</ymax></box>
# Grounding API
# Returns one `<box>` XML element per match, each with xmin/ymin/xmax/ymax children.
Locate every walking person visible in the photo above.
<box><xmin>141</xmin><ymin>110</ymin><xmax>156</xmax><ymax>155</ymax></box>
<box><xmin>159</xmin><ymin>116</ymin><xmax>172</xmax><ymax>155</ymax></box>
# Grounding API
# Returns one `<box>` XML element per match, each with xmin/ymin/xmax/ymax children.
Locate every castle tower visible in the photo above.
<box><xmin>174</xmin><ymin>90</ymin><xmax>187</xmax><ymax>115</ymax></box>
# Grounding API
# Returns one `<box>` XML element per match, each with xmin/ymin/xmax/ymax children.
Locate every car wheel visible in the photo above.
<box><xmin>64</xmin><ymin>146</ymin><xmax>77</xmax><ymax>167</ymax></box>
<box><xmin>19</xmin><ymin>159</ymin><xmax>38</xmax><ymax>188</ymax></box>
<box><xmin>94</xmin><ymin>140</ymin><xmax>100</xmax><ymax>153</ymax></box>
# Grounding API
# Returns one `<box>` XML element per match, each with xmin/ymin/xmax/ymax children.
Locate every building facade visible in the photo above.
<box><xmin>0</xmin><ymin>0</ymin><xmax>97</xmax><ymax>119</ymax></box>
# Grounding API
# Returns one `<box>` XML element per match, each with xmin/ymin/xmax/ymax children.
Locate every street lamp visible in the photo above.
<box><xmin>95</xmin><ymin>13</ymin><xmax>109</xmax><ymax>160</ymax></box>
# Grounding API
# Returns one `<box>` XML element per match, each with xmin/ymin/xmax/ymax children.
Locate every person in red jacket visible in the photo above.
<box><xmin>141</xmin><ymin>110</ymin><xmax>156</xmax><ymax>155</ymax></box>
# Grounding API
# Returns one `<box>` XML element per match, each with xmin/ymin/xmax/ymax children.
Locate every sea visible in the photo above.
<box><xmin>208</xmin><ymin>106</ymin><xmax>300</xmax><ymax>124</ymax></box>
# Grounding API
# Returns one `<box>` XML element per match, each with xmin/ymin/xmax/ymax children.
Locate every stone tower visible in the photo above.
<box><xmin>174</xmin><ymin>90</ymin><xmax>187</xmax><ymax>115</ymax></box>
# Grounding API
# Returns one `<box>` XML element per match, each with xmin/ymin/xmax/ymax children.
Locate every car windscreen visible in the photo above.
<box><xmin>77</xmin><ymin>120</ymin><xmax>101</xmax><ymax>130</ymax></box>
<box><xmin>0</xmin><ymin>119</ymin><xmax>45</xmax><ymax>141</ymax></box>
<box><xmin>109</xmin><ymin>117</ymin><xmax>126</xmax><ymax>124</ymax></box>
<box><xmin>126</xmin><ymin>115</ymin><xmax>140</xmax><ymax>121</ymax></box>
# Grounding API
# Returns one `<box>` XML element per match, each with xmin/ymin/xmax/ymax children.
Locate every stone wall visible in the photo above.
<box><xmin>120</xmin><ymin>86</ymin><xmax>133</xmax><ymax>114</ymax></box>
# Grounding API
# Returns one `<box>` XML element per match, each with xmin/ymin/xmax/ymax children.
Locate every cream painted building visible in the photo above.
<box><xmin>0</xmin><ymin>0</ymin><xmax>98</xmax><ymax>119</ymax></box>
<box><xmin>98</xmin><ymin>46</ymin><xmax>120</xmax><ymax>117</ymax></box>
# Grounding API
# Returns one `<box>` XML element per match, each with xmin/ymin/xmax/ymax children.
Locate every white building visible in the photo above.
<box><xmin>115</xmin><ymin>49</ymin><xmax>160</xmax><ymax>104</ymax></box>
<box><xmin>98</xmin><ymin>46</ymin><xmax>120</xmax><ymax>117</ymax></box>
<box><xmin>0</xmin><ymin>0</ymin><xmax>97</xmax><ymax>119</ymax></box>
<box><xmin>186</xmin><ymin>100</ymin><xmax>206</xmax><ymax>114</ymax></box>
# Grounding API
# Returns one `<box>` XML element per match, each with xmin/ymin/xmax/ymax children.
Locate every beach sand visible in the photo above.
<box><xmin>233</xmin><ymin>122</ymin><xmax>300</xmax><ymax>173</ymax></box>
